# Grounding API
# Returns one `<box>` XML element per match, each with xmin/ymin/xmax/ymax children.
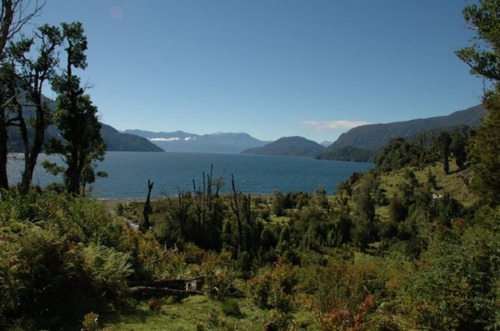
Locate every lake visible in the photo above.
<box><xmin>7</xmin><ymin>152</ymin><xmax>372</xmax><ymax>199</ymax></box>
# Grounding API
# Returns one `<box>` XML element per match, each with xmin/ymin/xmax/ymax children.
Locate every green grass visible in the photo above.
<box><xmin>99</xmin><ymin>296</ymin><xmax>317</xmax><ymax>331</ymax></box>
<box><xmin>379</xmin><ymin>162</ymin><xmax>474</xmax><ymax>203</ymax></box>
<box><xmin>372</xmin><ymin>161</ymin><xmax>476</xmax><ymax>224</ymax></box>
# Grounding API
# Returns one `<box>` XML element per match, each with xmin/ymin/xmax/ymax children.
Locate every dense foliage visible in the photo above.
<box><xmin>42</xmin><ymin>22</ymin><xmax>106</xmax><ymax>195</ymax></box>
<box><xmin>456</xmin><ymin>0</ymin><xmax>500</xmax><ymax>207</ymax></box>
<box><xmin>3</xmin><ymin>150</ymin><xmax>500</xmax><ymax>330</ymax></box>
<box><xmin>374</xmin><ymin>127</ymin><xmax>471</xmax><ymax>173</ymax></box>
<box><xmin>0</xmin><ymin>191</ymin><xmax>165</xmax><ymax>329</ymax></box>
<box><xmin>0</xmin><ymin>1</ymin><xmax>105</xmax><ymax>196</ymax></box>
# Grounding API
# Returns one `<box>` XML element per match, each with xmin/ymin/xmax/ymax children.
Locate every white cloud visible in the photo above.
<box><xmin>302</xmin><ymin>120</ymin><xmax>370</xmax><ymax>132</ymax></box>
<box><xmin>150</xmin><ymin>137</ymin><xmax>180</xmax><ymax>142</ymax></box>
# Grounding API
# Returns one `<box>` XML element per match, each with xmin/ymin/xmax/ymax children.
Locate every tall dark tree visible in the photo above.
<box><xmin>450</xmin><ymin>126</ymin><xmax>469</xmax><ymax>170</ymax></box>
<box><xmin>456</xmin><ymin>0</ymin><xmax>500</xmax><ymax>205</ymax></box>
<box><xmin>230</xmin><ymin>174</ymin><xmax>243</xmax><ymax>252</ymax></box>
<box><xmin>0</xmin><ymin>56</ymin><xmax>17</xmax><ymax>191</ymax></box>
<box><xmin>44</xmin><ymin>22</ymin><xmax>105</xmax><ymax>195</ymax></box>
<box><xmin>352</xmin><ymin>172</ymin><xmax>376</xmax><ymax>223</ymax></box>
<box><xmin>469</xmin><ymin>90</ymin><xmax>500</xmax><ymax>204</ymax></box>
<box><xmin>438</xmin><ymin>131</ymin><xmax>451</xmax><ymax>174</ymax></box>
<box><xmin>7</xmin><ymin>24</ymin><xmax>61</xmax><ymax>193</ymax></box>
<box><xmin>0</xmin><ymin>0</ymin><xmax>45</xmax><ymax>191</ymax></box>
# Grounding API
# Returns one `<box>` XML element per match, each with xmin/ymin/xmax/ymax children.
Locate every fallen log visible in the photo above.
<box><xmin>129</xmin><ymin>286</ymin><xmax>203</xmax><ymax>297</ymax></box>
<box><xmin>129</xmin><ymin>277</ymin><xmax>205</xmax><ymax>292</ymax></box>
<box><xmin>128</xmin><ymin>276</ymin><xmax>246</xmax><ymax>298</ymax></box>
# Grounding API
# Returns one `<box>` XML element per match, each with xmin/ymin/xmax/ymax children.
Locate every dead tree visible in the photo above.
<box><xmin>141</xmin><ymin>179</ymin><xmax>154</xmax><ymax>232</ymax></box>
<box><xmin>230</xmin><ymin>174</ymin><xmax>243</xmax><ymax>252</ymax></box>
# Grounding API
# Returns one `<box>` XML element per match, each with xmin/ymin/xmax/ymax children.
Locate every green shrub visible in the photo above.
<box><xmin>312</xmin><ymin>260</ymin><xmax>386</xmax><ymax>331</ymax></box>
<box><xmin>201</xmin><ymin>251</ymin><xmax>237</xmax><ymax>299</ymax></box>
<box><xmin>0</xmin><ymin>191</ymin><xmax>162</xmax><ymax>328</ymax></box>
<box><xmin>79</xmin><ymin>243</ymin><xmax>133</xmax><ymax>296</ymax></box>
<box><xmin>81</xmin><ymin>311</ymin><xmax>99</xmax><ymax>331</ymax></box>
<box><xmin>399</xmin><ymin>225</ymin><xmax>500</xmax><ymax>330</ymax></box>
<box><xmin>221</xmin><ymin>299</ymin><xmax>242</xmax><ymax>317</ymax></box>
<box><xmin>248</xmin><ymin>257</ymin><xmax>297</xmax><ymax>314</ymax></box>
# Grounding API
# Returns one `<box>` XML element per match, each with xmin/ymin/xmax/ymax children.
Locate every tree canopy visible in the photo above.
<box><xmin>44</xmin><ymin>22</ymin><xmax>106</xmax><ymax>195</ymax></box>
<box><xmin>0</xmin><ymin>0</ymin><xmax>45</xmax><ymax>191</ymax></box>
<box><xmin>457</xmin><ymin>0</ymin><xmax>500</xmax><ymax>205</ymax></box>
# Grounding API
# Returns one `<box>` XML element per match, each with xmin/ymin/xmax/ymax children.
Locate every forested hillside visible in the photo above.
<box><xmin>100</xmin><ymin>124</ymin><xmax>164</xmax><ymax>152</ymax></box>
<box><xmin>319</xmin><ymin>104</ymin><xmax>485</xmax><ymax>161</ymax></box>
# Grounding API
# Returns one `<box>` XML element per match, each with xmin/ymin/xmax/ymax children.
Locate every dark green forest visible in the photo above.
<box><xmin>2</xmin><ymin>1</ymin><xmax>500</xmax><ymax>330</ymax></box>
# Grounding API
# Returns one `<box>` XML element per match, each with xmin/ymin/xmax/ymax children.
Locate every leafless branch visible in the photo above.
<box><xmin>0</xmin><ymin>0</ymin><xmax>45</xmax><ymax>54</ymax></box>
<box><xmin>8</xmin><ymin>0</ymin><xmax>45</xmax><ymax>38</ymax></box>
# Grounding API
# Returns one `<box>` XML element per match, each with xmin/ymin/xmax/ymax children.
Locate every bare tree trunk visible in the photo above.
<box><xmin>0</xmin><ymin>1</ymin><xmax>45</xmax><ymax>55</ymax></box>
<box><xmin>21</xmin><ymin>63</ymin><xmax>57</xmax><ymax>194</ymax></box>
<box><xmin>0</xmin><ymin>108</ymin><xmax>8</xmax><ymax>191</ymax></box>
<box><xmin>0</xmin><ymin>0</ymin><xmax>15</xmax><ymax>56</ymax></box>
<box><xmin>0</xmin><ymin>0</ymin><xmax>45</xmax><ymax>193</ymax></box>
<box><xmin>9</xmin><ymin>91</ymin><xmax>32</xmax><ymax>194</ymax></box>
<box><xmin>142</xmin><ymin>179</ymin><xmax>154</xmax><ymax>232</ymax></box>
<box><xmin>231</xmin><ymin>174</ymin><xmax>242</xmax><ymax>252</ymax></box>
<box><xmin>193</xmin><ymin>179</ymin><xmax>202</xmax><ymax>229</ymax></box>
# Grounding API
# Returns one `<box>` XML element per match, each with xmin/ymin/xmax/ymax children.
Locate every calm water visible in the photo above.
<box><xmin>7</xmin><ymin>152</ymin><xmax>372</xmax><ymax>199</ymax></box>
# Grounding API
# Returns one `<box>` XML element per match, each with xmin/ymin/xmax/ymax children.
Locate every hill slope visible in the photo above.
<box><xmin>241</xmin><ymin>136</ymin><xmax>326</xmax><ymax>157</ymax></box>
<box><xmin>5</xmin><ymin>92</ymin><xmax>163</xmax><ymax>152</ymax></box>
<box><xmin>101</xmin><ymin>124</ymin><xmax>164</xmax><ymax>152</ymax></box>
<box><xmin>319</xmin><ymin>104</ymin><xmax>485</xmax><ymax>161</ymax></box>
<box><xmin>7</xmin><ymin>123</ymin><xmax>163</xmax><ymax>152</ymax></box>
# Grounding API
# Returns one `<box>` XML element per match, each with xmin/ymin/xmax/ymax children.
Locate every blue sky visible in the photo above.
<box><xmin>30</xmin><ymin>0</ymin><xmax>482</xmax><ymax>143</ymax></box>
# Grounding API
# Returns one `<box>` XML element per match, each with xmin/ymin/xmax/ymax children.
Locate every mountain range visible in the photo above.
<box><xmin>9</xmin><ymin>101</ymin><xmax>484</xmax><ymax>158</ymax></box>
<box><xmin>237</xmin><ymin>104</ymin><xmax>486</xmax><ymax>160</ymax></box>
<box><xmin>124</xmin><ymin>104</ymin><xmax>486</xmax><ymax>159</ymax></box>
<box><xmin>124</xmin><ymin>129</ymin><xmax>267</xmax><ymax>154</ymax></box>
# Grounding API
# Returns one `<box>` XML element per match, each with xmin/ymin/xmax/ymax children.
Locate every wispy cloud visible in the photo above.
<box><xmin>149</xmin><ymin>136</ymin><xmax>197</xmax><ymax>142</ymax></box>
<box><xmin>150</xmin><ymin>137</ymin><xmax>180</xmax><ymax>142</ymax></box>
<box><xmin>302</xmin><ymin>120</ymin><xmax>370</xmax><ymax>132</ymax></box>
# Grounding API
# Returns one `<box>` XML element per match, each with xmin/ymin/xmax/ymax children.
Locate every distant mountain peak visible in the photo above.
<box><xmin>125</xmin><ymin>129</ymin><xmax>266</xmax><ymax>154</ymax></box>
